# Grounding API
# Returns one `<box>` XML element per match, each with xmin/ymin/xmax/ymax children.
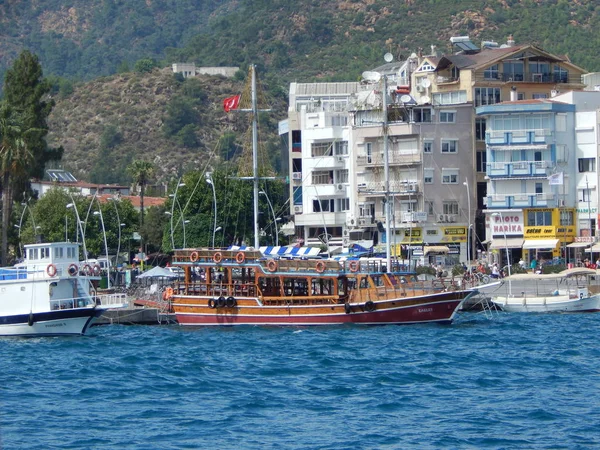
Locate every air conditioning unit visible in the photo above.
<box><xmin>294</xmin><ymin>205</ymin><xmax>303</xmax><ymax>214</ymax></box>
<box><xmin>343</xmin><ymin>237</ymin><xmax>349</xmax><ymax>246</ymax></box>
<box><xmin>343</xmin><ymin>229</ymin><xmax>350</xmax><ymax>237</ymax></box>
<box><xmin>336</xmin><ymin>183</ymin><xmax>345</xmax><ymax>192</ymax></box>
<box><xmin>292</xmin><ymin>172</ymin><xmax>302</xmax><ymax>180</ymax></box>
<box><xmin>448</xmin><ymin>214</ymin><xmax>457</xmax><ymax>223</ymax></box>
<box><xmin>358</xmin><ymin>218</ymin><xmax>368</xmax><ymax>226</ymax></box>
<box><xmin>438</xmin><ymin>214</ymin><xmax>446</xmax><ymax>222</ymax></box>
<box><xmin>347</xmin><ymin>216</ymin><xmax>356</xmax><ymax>227</ymax></box>
<box><xmin>410</xmin><ymin>184</ymin><xmax>419</xmax><ymax>192</ymax></box>
<box><xmin>559</xmin><ymin>199</ymin><xmax>566</xmax><ymax>207</ymax></box>
<box><xmin>336</xmin><ymin>155</ymin><xmax>344</xmax><ymax>163</ymax></box>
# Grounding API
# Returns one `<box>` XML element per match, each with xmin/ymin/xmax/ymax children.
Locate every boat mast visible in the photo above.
<box><xmin>382</xmin><ymin>76</ymin><xmax>392</xmax><ymax>271</ymax></box>
<box><xmin>251</xmin><ymin>65</ymin><xmax>260</xmax><ymax>249</ymax></box>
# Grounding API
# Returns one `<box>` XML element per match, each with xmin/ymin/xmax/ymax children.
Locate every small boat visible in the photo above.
<box><xmin>490</xmin><ymin>267</ymin><xmax>600</xmax><ymax>313</ymax></box>
<box><xmin>167</xmin><ymin>249</ymin><xmax>477</xmax><ymax>326</ymax></box>
<box><xmin>0</xmin><ymin>242</ymin><xmax>127</xmax><ymax>337</ymax></box>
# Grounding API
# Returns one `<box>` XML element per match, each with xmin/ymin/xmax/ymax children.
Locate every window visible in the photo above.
<box><xmin>517</xmin><ymin>92</ymin><xmax>525</xmax><ymax>100</ymax></box>
<box><xmin>417</xmin><ymin>63</ymin><xmax>434</xmax><ymax>72</ymax></box>
<box><xmin>366</xmin><ymin>142</ymin><xmax>372</xmax><ymax>164</ymax></box>
<box><xmin>432</xmin><ymin>90</ymin><xmax>467</xmax><ymax>105</ymax></box>
<box><xmin>442</xmin><ymin>168</ymin><xmax>459</xmax><ymax>184</ymax></box>
<box><xmin>554</xmin><ymin>65</ymin><xmax>568</xmax><ymax>83</ymax></box>
<box><xmin>560</xmin><ymin>210</ymin><xmax>574</xmax><ymax>226</ymax></box>
<box><xmin>476</xmin><ymin>151</ymin><xmax>487</xmax><ymax>173</ymax></box>
<box><xmin>311</xmin><ymin>142</ymin><xmax>332</xmax><ymax>157</ymax></box>
<box><xmin>441</xmin><ymin>139</ymin><xmax>457</xmax><ymax>154</ymax></box>
<box><xmin>443</xmin><ymin>202</ymin><xmax>459</xmax><ymax>215</ymax></box>
<box><xmin>475</xmin><ymin>118</ymin><xmax>486</xmax><ymax>141</ymax></box>
<box><xmin>334</xmin><ymin>141</ymin><xmax>348</xmax><ymax>155</ymax></box>
<box><xmin>528</xmin><ymin>211</ymin><xmax>552</xmax><ymax>226</ymax></box>
<box><xmin>474</xmin><ymin>88</ymin><xmax>501</xmax><ymax>107</ymax></box>
<box><xmin>532</xmin><ymin>93</ymin><xmax>548</xmax><ymax>99</ymax></box>
<box><xmin>578</xmin><ymin>158</ymin><xmax>595</xmax><ymax>173</ymax></box>
<box><xmin>426</xmin><ymin>201</ymin><xmax>434</xmax><ymax>215</ymax></box>
<box><xmin>503</xmin><ymin>61</ymin><xmax>524</xmax><ymax>81</ymax></box>
<box><xmin>529</xmin><ymin>62</ymin><xmax>550</xmax><ymax>81</ymax></box>
<box><xmin>313</xmin><ymin>198</ymin><xmax>334</xmax><ymax>213</ymax></box>
<box><xmin>483</xmin><ymin>64</ymin><xmax>499</xmax><ymax>80</ymax></box>
<box><xmin>312</xmin><ymin>171</ymin><xmax>332</xmax><ymax>185</ymax></box>
<box><xmin>423</xmin><ymin>140</ymin><xmax>433</xmax><ymax>153</ymax></box>
<box><xmin>40</xmin><ymin>247</ymin><xmax>50</xmax><ymax>259</ymax></box>
<box><xmin>439</xmin><ymin>111</ymin><xmax>456</xmax><ymax>123</ymax></box>
<box><xmin>337</xmin><ymin>198</ymin><xmax>350</xmax><ymax>211</ymax></box>
<box><xmin>581</xmin><ymin>189</ymin><xmax>592</xmax><ymax>202</ymax></box>
<box><xmin>413</xmin><ymin>108</ymin><xmax>432</xmax><ymax>123</ymax></box>
<box><xmin>424</xmin><ymin>168</ymin><xmax>434</xmax><ymax>184</ymax></box>
<box><xmin>535</xmin><ymin>182</ymin><xmax>543</xmax><ymax>194</ymax></box>
<box><xmin>330</xmin><ymin>116</ymin><xmax>348</xmax><ymax>127</ymax></box>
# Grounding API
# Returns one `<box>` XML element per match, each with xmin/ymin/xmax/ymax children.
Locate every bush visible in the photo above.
<box><xmin>542</xmin><ymin>264</ymin><xmax>566</xmax><ymax>274</ymax></box>
<box><xmin>416</xmin><ymin>265</ymin><xmax>435</xmax><ymax>276</ymax></box>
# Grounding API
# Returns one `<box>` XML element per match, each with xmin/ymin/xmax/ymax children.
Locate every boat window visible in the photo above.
<box><xmin>283</xmin><ymin>278</ymin><xmax>308</xmax><ymax>296</ymax></box>
<box><xmin>311</xmin><ymin>278</ymin><xmax>332</xmax><ymax>295</ymax></box>
<box><xmin>54</xmin><ymin>247</ymin><xmax>64</xmax><ymax>258</ymax></box>
<box><xmin>40</xmin><ymin>247</ymin><xmax>50</xmax><ymax>259</ymax></box>
<box><xmin>29</xmin><ymin>248</ymin><xmax>38</xmax><ymax>260</ymax></box>
<box><xmin>259</xmin><ymin>277</ymin><xmax>281</xmax><ymax>296</ymax></box>
<box><xmin>337</xmin><ymin>278</ymin><xmax>346</xmax><ymax>295</ymax></box>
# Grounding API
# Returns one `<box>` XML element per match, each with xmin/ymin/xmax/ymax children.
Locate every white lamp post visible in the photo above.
<box><xmin>93</xmin><ymin>210</ymin><xmax>110</xmax><ymax>289</ymax></box>
<box><xmin>259</xmin><ymin>190</ymin><xmax>279</xmax><ymax>246</ymax></box>
<box><xmin>492</xmin><ymin>212</ymin><xmax>511</xmax><ymax>295</ymax></box>
<box><xmin>107</xmin><ymin>197</ymin><xmax>125</xmax><ymax>269</ymax></box>
<box><xmin>463</xmin><ymin>178</ymin><xmax>471</xmax><ymax>269</ymax></box>
<box><xmin>67</xmin><ymin>201</ymin><xmax>88</xmax><ymax>263</ymax></box>
<box><xmin>206</xmin><ymin>174</ymin><xmax>218</xmax><ymax>248</ymax></box>
<box><xmin>167</xmin><ymin>180</ymin><xmax>186</xmax><ymax>251</ymax></box>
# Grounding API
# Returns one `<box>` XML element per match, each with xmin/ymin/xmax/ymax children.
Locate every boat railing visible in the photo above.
<box><xmin>97</xmin><ymin>292</ymin><xmax>129</xmax><ymax>308</ymax></box>
<box><xmin>50</xmin><ymin>296</ymin><xmax>95</xmax><ymax>310</ymax></box>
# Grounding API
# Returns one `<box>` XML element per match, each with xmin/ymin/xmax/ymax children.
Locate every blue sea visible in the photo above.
<box><xmin>2</xmin><ymin>312</ymin><xmax>600</xmax><ymax>449</ymax></box>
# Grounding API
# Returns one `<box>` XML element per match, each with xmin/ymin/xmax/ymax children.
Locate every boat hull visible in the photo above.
<box><xmin>493</xmin><ymin>293</ymin><xmax>600</xmax><ymax>313</ymax></box>
<box><xmin>0</xmin><ymin>307</ymin><xmax>101</xmax><ymax>337</ymax></box>
<box><xmin>174</xmin><ymin>290</ymin><xmax>472</xmax><ymax>326</ymax></box>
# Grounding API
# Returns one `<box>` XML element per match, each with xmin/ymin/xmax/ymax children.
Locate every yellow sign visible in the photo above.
<box><xmin>524</xmin><ymin>226</ymin><xmax>555</xmax><ymax>237</ymax></box>
<box><xmin>441</xmin><ymin>226</ymin><xmax>467</xmax><ymax>243</ymax></box>
<box><xmin>400</xmin><ymin>228</ymin><xmax>422</xmax><ymax>243</ymax></box>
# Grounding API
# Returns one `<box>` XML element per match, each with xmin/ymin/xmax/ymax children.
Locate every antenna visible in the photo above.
<box><xmin>400</xmin><ymin>94</ymin><xmax>412</xmax><ymax>103</ymax></box>
<box><xmin>361</xmin><ymin>71</ymin><xmax>381</xmax><ymax>83</ymax></box>
<box><xmin>421</xmin><ymin>78</ymin><xmax>431</xmax><ymax>88</ymax></box>
<box><xmin>420</xmin><ymin>95</ymin><xmax>431</xmax><ymax>104</ymax></box>
<box><xmin>384</xmin><ymin>52</ymin><xmax>393</xmax><ymax>63</ymax></box>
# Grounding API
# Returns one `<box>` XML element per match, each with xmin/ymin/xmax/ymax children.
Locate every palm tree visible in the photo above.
<box><xmin>126</xmin><ymin>160</ymin><xmax>155</xmax><ymax>228</ymax></box>
<box><xmin>0</xmin><ymin>105</ymin><xmax>35</xmax><ymax>265</ymax></box>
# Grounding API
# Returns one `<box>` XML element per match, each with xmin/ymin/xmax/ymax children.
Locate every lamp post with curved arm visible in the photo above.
<box><xmin>206</xmin><ymin>174</ymin><xmax>217</xmax><ymax>248</ymax></box>
<box><xmin>93</xmin><ymin>210</ymin><xmax>110</xmax><ymax>289</ymax></box>
<box><xmin>107</xmin><ymin>197</ymin><xmax>126</xmax><ymax>269</ymax></box>
<box><xmin>67</xmin><ymin>200</ymin><xmax>88</xmax><ymax>263</ymax></box>
<box><xmin>259</xmin><ymin>190</ymin><xmax>279</xmax><ymax>246</ymax></box>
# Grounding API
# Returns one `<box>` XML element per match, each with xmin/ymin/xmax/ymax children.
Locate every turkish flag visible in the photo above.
<box><xmin>223</xmin><ymin>94</ymin><xmax>241</xmax><ymax>112</ymax></box>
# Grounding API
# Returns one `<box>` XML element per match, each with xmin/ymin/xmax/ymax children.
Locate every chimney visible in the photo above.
<box><xmin>430</xmin><ymin>45</ymin><xmax>437</xmax><ymax>56</ymax></box>
<box><xmin>507</xmin><ymin>34</ymin><xmax>515</xmax><ymax>47</ymax></box>
<box><xmin>510</xmin><ymin>86</ymin><xmax>518</xmax><ymax>101</ymax></box>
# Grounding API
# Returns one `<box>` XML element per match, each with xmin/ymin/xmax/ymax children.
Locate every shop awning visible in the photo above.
<box><xmin>522</xmin><ymin>239</ymin><xmax>560</xmax><ymax>250</ymax></box>
<box><xmin>567</xmin><ymin>242</ymin><xmax>593</xmax><ymax>248</ymax></box>
<box><xmin>423</xmin><ymin>245</ymin><xmax>449</xmax><ymax>255</ymax></box>
<box><xmin>489</xmin><ymin>238</ymin><xmax>524</xmax><ymax>249</ymax></box>
<box><xmin>585</xmin><ymin>244</ymin><xmax>600</xmax><ymax>253</ymax></box>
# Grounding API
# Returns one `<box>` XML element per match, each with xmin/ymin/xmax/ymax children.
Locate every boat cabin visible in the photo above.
<box><xmin>24</xmin><ymin>242</ymin><xmax>81</xmax><ymax>279</ymax></box>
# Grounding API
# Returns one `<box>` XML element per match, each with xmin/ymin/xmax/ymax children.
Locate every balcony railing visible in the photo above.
<box><xmin>487</xmin><ymin>160</ymin><xmax>552</xmax><ymax>178</ymax></box>
<box><xmin>486</xmin><ymin>193</ymin><xmax>557</xmax><ymax>208</ymax></box>
<box><xmin>358</xmin><ymin>181</ymin><xmax>419</xmax><ymax>195</ymax></box>
<box><xmin>487</xmin><ymin>129</ymin><xmax>552</xmax><ymax>145</ymax></box>
<box><xmin>474</xmin><ymin>72</ymin><xmax>581</xmax><ymax>84</ymax></box>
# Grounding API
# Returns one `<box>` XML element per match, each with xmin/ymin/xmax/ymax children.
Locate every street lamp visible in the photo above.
<box><xmin>107</xmin><ymin>197</ymin><xmax>125</xmax><ymax>269</ymax></box>
<box><xmin>463</xmin><ymin>178</ymin><xmax>471</xmax><ymax>270</ymax></box>
<box><xmin>492</xmin><ymin>212</ymin><xmax>512</xmax><ymax>295</ymax></box>
<box><xmin>67</xmin><ymin>201</ymin><xmax>88</xmax><ymax>263</ymax></box>
<box><xmin>167</xmin><ymin>180</ymin><xmax>186</xmax><ymax>251</ymax></box>
<box><xmin>206</xmin><ymin>174</ymin><xmax>218</xmax><ymax>248</ymax></box>
<box><xmin>93</xmin><ymin>210</ymin><xmax>110</xmax><ymax>289</ymax></box>
<box><xmin>259</xmin><ymin>190</ymin><xmax>279</xmax><ymax>246</ymax></box>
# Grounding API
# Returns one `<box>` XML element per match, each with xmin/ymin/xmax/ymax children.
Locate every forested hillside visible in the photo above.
<box><xmin>3</xmin><ymin>0</ymin><xmax>600</xmax><ymax>183</ymax></box>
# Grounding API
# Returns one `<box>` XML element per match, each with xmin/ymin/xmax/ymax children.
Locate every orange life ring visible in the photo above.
<box><xmin>93</xmin><ymin>264</ymin><xmax>101</xmax><ymax>276</ymax></box>
<box><xmin>190</xmin><ymin>251</ymin><xmax>199</xmax><ymax>262</ymax></box>
<box><xmin>83</xmin><ymin>264</ymin><xmax>92</xmax><ymax>275</ymax></box>
<box><xmin>68</xmin><ymin>264</ymin><xmax>78</xmax><ymax>276</ymax></box>
<box><xmin>315</xmin><ymin>261</ymin><xmax>326</xmax><ymax>273</ymax></box>
<box><xmin>213</xmin><ymin>252</ymin><xmax>223</xmax><ymax>264</ymax></box>
<box><xmin>46</xmin><ymin>264</ymin><xmax>57</xmax><ymax>277</ymax></box>
<box><xmin>266</xmin><ymin>259</ymin><xmax>277</xmax><ymax>272</ymax></box>
<box><xmin>348</xmin><ymin>261</ymin><xmax>359</xmax><ymax>272</ymax></box>
<box><xmin>235</xmin><ymin>251</ymin><xmax>245</xmax><ymax>264</ymax></box>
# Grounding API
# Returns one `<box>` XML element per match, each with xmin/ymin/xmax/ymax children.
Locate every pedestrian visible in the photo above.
<box><xmin>519</xmin><ymin>258</ymin><xmax>526</xmax><ymax>270</ymax></box>
<box><xmin>491</xmin><ymin>263</ymin><xmax>500</xmax><ymax>279</ymax></box>
<box><xmin>436</xmin><ymin>263</ymin><xmax>444</xmax><ymax>278</ymax></box>
<box><xmin>530</xmin><ymin>258</ymin><xmax>537</xmax><ymax>273</ymax></box>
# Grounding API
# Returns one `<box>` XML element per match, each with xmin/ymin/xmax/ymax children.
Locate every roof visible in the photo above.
<box><xmin>290</xmin><ymin>82</ymin><xmax>360</xmax><ymax>96</ymax></box>
<box><xmin>97</xmin><ymin>194</ymin><xmax>166</xmax><ymax>208</ymax></box>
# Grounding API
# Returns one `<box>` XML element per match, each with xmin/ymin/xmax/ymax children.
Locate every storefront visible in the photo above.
<box><xmin>487</xmin><ymin>211</ymin><xmax>524</xmax><ymax>266</ymax></box>
<box><xmin>522</xmin><ymin>207</ymin><xmax>576</xmax><ymax>263</ymax></box>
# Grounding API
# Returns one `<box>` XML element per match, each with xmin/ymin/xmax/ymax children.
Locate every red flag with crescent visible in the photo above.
<box><xmin>223</xmin><ymin>94</ymin><xmax>241</xmax><ymax>112</ymax></box>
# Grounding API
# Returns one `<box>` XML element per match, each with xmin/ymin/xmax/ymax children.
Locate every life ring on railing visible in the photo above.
<box><xmin>68</xmin><ymin>264</ymin><xmax>78</xmax><ymax>276</ymax></box>
<box><xmin>93</xmin><ymin>264</ymin><xmax>102</xmax><ymax>276</ymax></box>
<box><xmin>348</xmin><ymin>261</ymin><xmax>359</xmax><ymax>273</ymax></box>
<box><xmin>163</xmin><ymin>287</ymin><xmax>174</xmax><ymax>300</ymax></box>
<box><xmin>83</xmin><ymin>264</ymin><xmax>92</xmax><ymax>276</ymax></box>
<box><xmin>365</xmin><ymin>300</ymin><xmax>376</xmax><ymax>312</ymax></box>
<box><xmin>226</xmin><ymin>296</ymin><xmax>237</xmax><ymax>307</ymax></box>
<box><xmin>46</xmin><ymin>264</ymin><xmax>57</xmax><ymax>277</ymax></box>
<box><xmin>315</xmin><ymin>261</ymin><xmax>326</xmax><ymax>273</ymax></box>
<box><xmin>235</xmin><ymin>252</ymin><xmax>245</xmax><ymax>264</ymax></box>
<box><xmin>190</xmin><ymin>251</ymin><xmax>199</xmax><ymax>262</ymax></box>
<box><xmin>266</xmin><ymin>259</ymin><xmax>277</xmax><ymax>272</ymax></box>
<box><xmin>213</xmin><ymin>252</ymin><xmax>223</xmax><ymax>264</ymax></box>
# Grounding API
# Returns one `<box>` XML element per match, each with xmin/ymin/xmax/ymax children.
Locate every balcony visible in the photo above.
<box><xmin>487</xmin><ymin>161</ymin><xmax>552</xmax><ymax>178</ymax></box>
<box><xmin>474</xmin><ymin>72</ymin><xmax>582</xmax><ymax>84</ymax></box>
<box><xmin>358</xmin><ymin>181</ymin><xmax>419</xmax><ymax>196</ymax></box>
<box><xmin>486</xmin><ymin>129</ymin><xmax>552</xmax><ymax>145</ymax></box>
<box><xmin>486</xmin><ymin>192</ymin><xmax>557</xmax><ymax>208</ymax></box>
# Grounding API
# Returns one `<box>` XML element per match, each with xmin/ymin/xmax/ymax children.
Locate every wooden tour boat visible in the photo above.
<box><xmin>166</xmin><ymin>248</ymin><xmax>477</xmax><ymax>326</ymax></box>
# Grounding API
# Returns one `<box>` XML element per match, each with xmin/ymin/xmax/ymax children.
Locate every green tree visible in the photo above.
<box><xmin>134</xmin><ymin>58</ymin><xmax>157</xmax><ymax>74</ymax></box>
<box><xmin>126</xmin><ymin>160</ymin><xmax>156</xmax><ymax>228</ymax></box>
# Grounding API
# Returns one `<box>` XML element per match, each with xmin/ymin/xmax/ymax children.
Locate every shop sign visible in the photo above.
<box><xmin>441</xmin><ymin>226</ymin><xmax>467</xmax><ymax>242</ymax></box>
<box><xmin>400</xmin><ymin>227</ymin><xmax>422</xmax><ymax>243</ymax></box>
<box><xmin>524</xmin><ymin>226</ymin><xmax>554</xmax><ymax>237</ymax></box>
<box><xmin>490</xmin><ymin>212</ymin><xmax>523</xmax><ymax>236</ymax></box>
<box><xmin>577</xmin><ymin>208</ymin><xmax>597</xmax><ymax>214</ymax></box>
<box><xmin>574</xmin><ymin>236</ymin><xmax>594</xmax><ymax>243</ymax></box>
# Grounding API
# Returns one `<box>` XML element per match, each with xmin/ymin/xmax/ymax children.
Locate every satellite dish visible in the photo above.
<box><xmin>422</xmin><ymin>79</ymin><xmax>431</xmax><ymax>88</ymax></box>
<box><xmin>384</xmin><ymin>52</ymin><xmax>394</xmax><ymax>63</ymax></box>
<box><xmin>420</xmin><ymin>95</ymin><xmax>431</xmax><ymax>104</ymax></box>
<box><xmin>362</xmin><ymin>71</ymin><xmax>381</xmax><ymax>83</ymax></box>
<box><xmin>400</xmin><ymin>94</ymin><xmax>412</xmax><ymax>103</ymax></box>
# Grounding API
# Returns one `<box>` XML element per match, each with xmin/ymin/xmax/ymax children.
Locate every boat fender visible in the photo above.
<box><xmin>267</xmin><ymin>259</ymin><xmax>278</xmax><ymax>272</ymax></box>
<box><xmin>190</xmin><ymin>251</ymin><xmax>199</xmax><ymax>262</ymax></box>
<box><xmin>235</xmin><ymin>252</ymin><xmax>245</xmax><ymax>264</ymax></box>
<box><xmin>68</xmin><ymin>264</ymin><xmax>78</xmax><ymax>276</ymax></box>
<box><xmin>226</xmin><ymin>296</ymin><xmax>237</xmax><ymax>307</ymax></box>
<box><xmin>83</xmin><ymin>264</ymin><xmax>92</xmax><ymax>276</ymax></box>
<box><xmin>315</xmin><ymin>261</ymin><xmax>326</xmax><ymax>273</ymax></box>
<box><xmin>46</xmin><ymin>264</ymin><xmax>57</xmax><ymax>277</ymax></box>
<box><xmin>217</xmin><ymin>296</ymin><xmax>226</xmax><ymax>308</ymax></box>
<box><xmin>93</xmin><ymin>264</ymin><xmax>102</xmax><ymax>276</ymax></box>
<box><xmin>213</xmin><ymin>252</ymin><xmax>223</xmax><ymax>264</ymax></box>
<box><xmin>28</xmin><ymin>312</ymin><xmax>34</xmax><ymax>327</ymax></box>
<box><xmin>344</xmin><ymin>303</ymin><xmax>352</xmax><ymax>314</ymax></box>
<box><xmin>208</xmin><ymin>298</ymin><xmax>216</xmax><ymax>309</ymax></box>
<box><xmin>348</xmin><ymin>261</ymin><xmax>359</xmax><ymax>273</ymax></box>
<box><xmin>365</xmin><ymin>300</ymin><xmax>376</xmax><ymax>312</ymax></box>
